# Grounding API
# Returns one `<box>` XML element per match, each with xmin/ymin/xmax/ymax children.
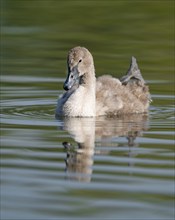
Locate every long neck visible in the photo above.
<box><xmin>80</xmin><ymin>64</ymin><xmax>96</xmax><ymax>89</ymax></box>
<box><xmin>79</xmin><ymin>67</ymin><xmax>96</xmax><ymax>116</ymax></box>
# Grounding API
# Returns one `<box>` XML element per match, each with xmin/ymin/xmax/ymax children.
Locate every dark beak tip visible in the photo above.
<box><xmin>63</xmin><ymin>85</ymin><xmax>68</xmax><ymax>91</ymax></box>
<box><xmin>63</xmin><ymin>83</ymin><xmax>70</xmax><ymax>91</ymax></box>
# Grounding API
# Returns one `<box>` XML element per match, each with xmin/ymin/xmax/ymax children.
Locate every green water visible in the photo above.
<box><xmin>1</xmin><ymin>1</ymin><xmax>174</xmax><ymax>219</ymax></box>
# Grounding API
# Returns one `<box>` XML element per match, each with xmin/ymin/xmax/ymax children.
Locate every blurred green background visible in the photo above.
<box><xmin>1</xmin><ymin>0</ymin><xmax>174</xmax><ymax>82</ymax></box>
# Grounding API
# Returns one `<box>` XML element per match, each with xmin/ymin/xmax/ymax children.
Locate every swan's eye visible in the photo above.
<box><xmin>79</xmin><ymin>59</ymin><xmax>82</xmax><ymax>63</ymax></box>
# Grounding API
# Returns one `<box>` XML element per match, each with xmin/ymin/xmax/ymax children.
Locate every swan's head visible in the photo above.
<box><xmin>64</xmin><ymin>46</ymin><xmax>95</xmax><ymax>91</ymax></box>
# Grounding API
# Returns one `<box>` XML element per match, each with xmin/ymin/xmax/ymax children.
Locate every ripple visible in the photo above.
<box><xmin>1</xmin><ymin>76</ymin><xmax>174</xmax><ymax>220</ymax></box>
<box><xmin>1</xmin><ymin>75</ymin><xmax>65</xmax><ymax>83</ymax></box>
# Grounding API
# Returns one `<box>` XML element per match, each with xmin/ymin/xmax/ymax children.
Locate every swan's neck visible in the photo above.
<box><xmin>60</xmin><ymin>68</ymin><xmax>96</xmax><ymax>117</ymax></box>
<box><xmin>78</xmin><ymin>69</ymin><xmax>96</xmax><ymax>117</ymax></box>
<box><xmin>80</xmin><ymin>66</ymin><xmax>95</xmax><ymax>87</ymax></box>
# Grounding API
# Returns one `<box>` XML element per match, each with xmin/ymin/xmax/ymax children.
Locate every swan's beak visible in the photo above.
<box><xmin>63</xmin><ymin>69</ymin><xmax>79</xmax><ymax>91</ymax></box>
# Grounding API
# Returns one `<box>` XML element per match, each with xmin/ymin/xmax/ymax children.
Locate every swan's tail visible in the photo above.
<box><xmin>120</xmin><ymin>56</ymin><xmax>145</xmax><ymax>86</ymax></box>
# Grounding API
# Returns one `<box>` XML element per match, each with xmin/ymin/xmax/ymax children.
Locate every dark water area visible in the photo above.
<box><xmin>1</xmin><ymin>1</ymin><xmax>174</xmax><ymax>219</ymax></box>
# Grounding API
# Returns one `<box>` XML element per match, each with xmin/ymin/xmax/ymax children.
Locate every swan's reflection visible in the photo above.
<box><xmin>58</xmin><ymin>114</ymin><xmax>149</xmax><ymax>182</ymax></box>
<box><xmin>61</xmin><ymin>117</ymin><xmax>95</xmax><ymax>182</ymax></box>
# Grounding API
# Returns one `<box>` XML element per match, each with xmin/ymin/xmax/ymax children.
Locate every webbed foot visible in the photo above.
<box><xmin>120</xmin><ymin>56</ymin><xmax>145</xmax><ymax>85</ymax></box>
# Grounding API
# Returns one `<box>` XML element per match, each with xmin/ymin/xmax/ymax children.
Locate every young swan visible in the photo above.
<box><xmin>56</xmin><ymin>46</ymin><xmax>151</xmax><ymax>117</ymax></box>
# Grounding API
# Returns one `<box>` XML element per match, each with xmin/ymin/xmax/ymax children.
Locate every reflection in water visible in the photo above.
<box><xmin>57</xmin><ymin>115</ymin><xmax>149</xmax><ymax>182</ymax></box>
<box><xmin>61</xmin><ymin>118</ymin><xmax>95</xmax><ymax>182</ymax></box>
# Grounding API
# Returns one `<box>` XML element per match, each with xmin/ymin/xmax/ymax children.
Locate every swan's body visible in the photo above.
<box><xmin>56</xmin><ymin>46</ymin><xmax>150</xmax><ymax>117</ymax></box>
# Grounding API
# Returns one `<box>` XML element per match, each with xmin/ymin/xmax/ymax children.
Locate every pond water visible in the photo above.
<box><xmin>1</xmin><ymin>1</ymin><xmax>174</xmax><ymax>220</ymax></box>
